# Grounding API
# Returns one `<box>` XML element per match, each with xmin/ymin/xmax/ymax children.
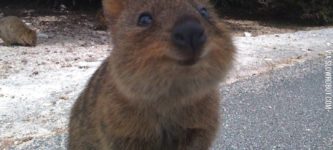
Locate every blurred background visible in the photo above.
<box><xmin>0</xmin><ymin>0</ymin><xmax>332</xmax><ymax>25</ymax></box>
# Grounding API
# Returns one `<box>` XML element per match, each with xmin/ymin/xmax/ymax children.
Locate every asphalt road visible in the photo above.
<box><xmin>213</xmin><ymin>57</ymin><xmax>333</xmax><ymax>150</ymax></box>
<box><xmin>8</xmin><ymin>57</ymin><xmax>333</xmax><ymax>150</ymax></box>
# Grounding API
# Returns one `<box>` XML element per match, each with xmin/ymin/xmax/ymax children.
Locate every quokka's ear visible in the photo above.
<box><xmin>102</xmin><ymin>0</ymin><xmax>126</xmax><ymax>24</ymax></box>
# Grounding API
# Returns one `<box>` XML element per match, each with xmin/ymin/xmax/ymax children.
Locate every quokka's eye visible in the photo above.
<box><xmin>198</xmin><ymin>7</ymin><xmax>210</xmax><ymax>19</ymax></box>
<box><xmin>137</xmin><ymin>12</ymin><xmax>153</xmax><ymax>27</ymax></box>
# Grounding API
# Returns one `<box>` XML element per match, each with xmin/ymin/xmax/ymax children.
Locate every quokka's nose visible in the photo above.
<box><xmin>172</xmin><ymin>17</ymin><xmax>207</xmax><ymax>53</ymax></box>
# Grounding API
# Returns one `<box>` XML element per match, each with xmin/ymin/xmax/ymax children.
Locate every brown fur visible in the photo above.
<box><xmin>0</xmin><ymin>16</ymin><xmax>37</xmax><ymax>46</ymax></box>
<box><xmin>69</xmin><ymin>0</ymin><xmax>235</xmax><ymax>149</ymax></box>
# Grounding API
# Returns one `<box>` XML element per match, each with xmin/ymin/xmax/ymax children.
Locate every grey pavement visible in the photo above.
<box><xmin>213</xmin><ymin>57</ymin><xmax>333</xmax><ymax>150</ymax></box>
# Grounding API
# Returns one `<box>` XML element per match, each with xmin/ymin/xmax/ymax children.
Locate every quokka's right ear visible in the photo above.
<box><xmin>102</xmin><ymin>0</ymin><xmax>126</xmax><ymax>24</ymax></box>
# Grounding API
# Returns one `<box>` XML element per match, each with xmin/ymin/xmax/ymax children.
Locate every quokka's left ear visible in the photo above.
<box><xmin>102</xmin><ymin>0</ymin><xmax>128</xmax><ymax>24</ymax></box>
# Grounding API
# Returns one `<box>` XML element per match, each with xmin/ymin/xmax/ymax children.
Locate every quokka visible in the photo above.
<box><xmin>69</xmin><ymin>0</ymin><xmax>235</xmax><ymax>149</ymax></box>
<box><xmin>0</xmin><ymin>16</ymin><xmax>36</xmax><ymax>46</ymax></box>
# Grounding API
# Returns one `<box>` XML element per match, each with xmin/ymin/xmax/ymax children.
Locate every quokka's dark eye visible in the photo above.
<box><xmin>137</xmin><ymin>12</ymin><xmax>153</xmax><ymax>27</ymax></box>
<box><xmin>199</xmin><ymin>7</ymin><xmax>210</xmax><ymax>19</ymax></box>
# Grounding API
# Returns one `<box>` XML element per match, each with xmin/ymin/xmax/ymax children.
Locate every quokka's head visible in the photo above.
<box><xmin>21</xmin><ymin>29</ymin><xmax>37</xmax><ymax>47</ymax></box>
<box><xmin>103</xmin><ymin>0</ymin><xmax>235</xmax><ymax>101</ymax></box>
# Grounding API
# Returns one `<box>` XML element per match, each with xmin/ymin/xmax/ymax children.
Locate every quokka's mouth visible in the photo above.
<box><xmin>170</xmin><ymin>47</ymin><xmax>208</xmax><ymax>66</ymax></box>
<box><xmin>178</xmin><ymin>57</ymin><xmax>200</xmax><ymax>66</ymax></box>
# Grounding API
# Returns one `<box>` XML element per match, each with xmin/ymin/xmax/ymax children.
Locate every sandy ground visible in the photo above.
<box><xmin>0</xmin><ymin>10</ymin><xmax>332</xmax><ymax>149</ymax></box>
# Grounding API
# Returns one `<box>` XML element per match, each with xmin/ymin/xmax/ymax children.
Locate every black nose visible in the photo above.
<box><xmin>172</xmin><ymin>17</ymin><xmax>207</xmax><ymax>53</ymax></box>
